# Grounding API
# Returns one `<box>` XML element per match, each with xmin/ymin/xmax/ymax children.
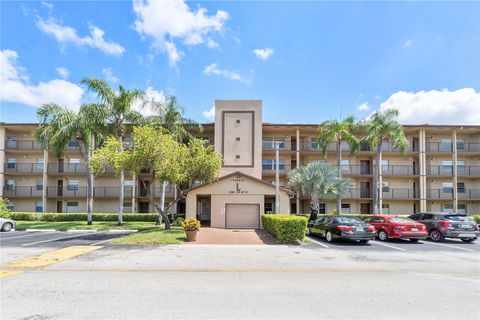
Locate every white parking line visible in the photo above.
<box><xmin>422</xmin><ymin>241</ymin><xmax>476</xmax><ymax>252</ymax></box>
<box><xmin>306</xmin><ymin>236</ymin><xmax>329</xmax><ymax>248</ymax></box>
<box><xmin>21</xmin><ymin>232</ymin><xmax>101</xmax><ymax>247</ymax></box>
<box><xmin>371</xmin><ymin>241</ymin><xmax>407</xmax><ymax>251</ymax></box>
<box><xmin>0</xmin><ymin>232</ymin><xmax>57</xmax><ymax>240</ymax></box>
<box><xmin>90</xmin><ymin>239</ymin><xmax>115</xmax><ymax>246</ymax></box>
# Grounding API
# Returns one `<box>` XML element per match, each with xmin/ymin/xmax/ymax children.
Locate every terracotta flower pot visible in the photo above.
<box><xmin>186</xmin><ymin>230</ymin><xmax>198</xmax><ymax>242</ymax></box>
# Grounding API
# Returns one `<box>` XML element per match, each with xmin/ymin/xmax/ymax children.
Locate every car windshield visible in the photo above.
<box><xmin>444</xmin><ymin>215</ymin><xmax>472</xmax><ymax>222</ymax></box>
<box><xmin>390</xmin><ymin>217</ymin><xmax>415</xmax><ymax>223</ymax></box>
<box><xmin>335</xmin><ymin>217</ymin><xmax>362</xmax><ymax>224</ymax></box>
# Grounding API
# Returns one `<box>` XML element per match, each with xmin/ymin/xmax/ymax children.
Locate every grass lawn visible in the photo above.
<box><xmin>112</xmin><ymin>227</ymin><xmax>186</xmax><ymax>245</ymax></box>
<box><xmin>14</xmin><ymin>221</ymin><xmax>160</xmax><ymax>231</ymax></box>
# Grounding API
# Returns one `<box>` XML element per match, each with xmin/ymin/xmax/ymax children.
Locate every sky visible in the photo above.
<box><xmin>1</xmin><ymin>0</ymin><xmax>479</xmax><ymax>125</ymax></box>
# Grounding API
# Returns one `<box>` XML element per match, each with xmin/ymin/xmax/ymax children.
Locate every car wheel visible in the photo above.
<box><xmin>429</xmin><ymin>229</ymin><xmax>444</xmax><ymax>242</ymax></box>
<box><xmin>378</xmin><ymin>230</ymin><xmax>388</xmax><ymax>241</ymax></box>
<box><xmin>358</xmin><ymin>240</ymin><xmax>369</xmax><ymax>244</ymax></box>
<box><xmin>325</xmin><ymin>231</ymin><xmax>334</xmax><ymax>243</ymax></box>
<box><xmin>409</xmin><ymin>239</ymin><xmax>420</xmax><ymax>243</ymax></box>
<box><xmin>461</xmin><ymin>238</ymin><xmax>476</xmax><ymax>243</ymax></box>
<box><xmin>1</xmin><ymin>222</ymin><xmax>13</xmax><ymax>232</ymax></box>
<box><xmin>306</xmin><ymin>228</ymin><xmax>310</xmax><ymax>235</ymax></box>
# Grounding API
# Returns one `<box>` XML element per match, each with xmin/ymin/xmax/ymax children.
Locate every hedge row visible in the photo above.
<box><xmin>3</xmin><ymin>212</ymin><xmax>186</xmax><ymax>222</ymax></box>
<box><xmin>262</xmin><ymin>214</ymin><xmax>308</xmax><ymax>244</ymax></box>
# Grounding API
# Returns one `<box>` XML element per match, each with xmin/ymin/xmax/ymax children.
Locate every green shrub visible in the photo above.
<box><xmin>261</xmin><ymin>214</ymin><xmax>308</xmax><ymax>244</ymax></box>
<box><xmin>0</xmin><ymin>198</ymin><xmax>12</xmax><ymax>219</ymax></box>
<box><xmin>9</xmin><ymin>212</ymin><xmax>158</xmax><ymax>222</ymax></box>
<box><xmin>172</xmin><ymin>217</ymin><xmax>185</xmax><ymax>227</ymax></box>
<box><xmin>10</xmin><ymin>212</ymin><xmax>41</xmax><ymax>221</ymax></box>
<box><xmin>470</xmin><ymin>215</ymin><xmax>480</xmax><ymax>224</ymax></box>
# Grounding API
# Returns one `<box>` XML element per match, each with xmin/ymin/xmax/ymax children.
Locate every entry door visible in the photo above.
<box><xmin>139</xmin><ymin>202</ymin><xmax>150</xmax><ymax>213</ymax></box>
<box><xmin>58</xmin><ymin>159</ymin><xmax>64</xmax><ymax>173</ymax></box>
<box><xmin>57</xmin><ymin>180</ymin><xmax>63</xmax><ymax>196</ymax></box>
<box><xmin>360</xmin><ymin>160</ymin><xmax>370</xmax><ymax>175</ymax></box>
<box><xmin>56</xmin><ymin>201</ymin><xmax>62</xmax><ymax>213</ymax></box>
<box><xmin>198</xmin><ymin>198</ymin><xmax>211</xmax><ymax>222</ymax></box>
<box><xmin>140</xmin><ymin>181</ymin><xmax>150</xmax><ymax>197</ymax></box>
<box><xmin>360</xmin><ymin>203</ymin><xmax>371</xmax><ymax>214</ymax></box>
<box><xmin>360</xmin><ymin>182</ymin><xmax>370</xmax><ymax>198</ymax></box>
<box><xmin>226</xmin><ymin>204</ymin><xmax>260</xmax><ymax>229</ymax></box>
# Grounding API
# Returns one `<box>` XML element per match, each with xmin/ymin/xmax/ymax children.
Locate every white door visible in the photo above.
<box><xmin>226</xmin><ymin>204</ymin><xmax>260</xmax><ymax>229</ymax></box>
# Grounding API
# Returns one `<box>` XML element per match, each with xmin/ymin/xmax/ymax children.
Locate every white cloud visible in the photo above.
<box><xmin>253</xmin><ymin>47</ymin><xmax>274</xmax><ymax>60</ymax></box>
<box><xmin>41</xmin><ymin>1</ymin><xmax>53</xmax><ymax>10</ymax></box>
<box><xmin>133</xmin><ymin>86</ymin><xmax>166</xmax><ymax>116</ymax></box>
<box><xmin>133</xmin><ymin>0</ymin><xmax>229</xmax><ymax>66</ymax></box>
<box><xmin>357</xmin><ymin>102</ymin><xmax>369</xmax><ymax>111</ymax></box>
<box><xmin>203</xmin><ymin>63</ymin><xmax>248</xmax><ymax>84</ymax></box>
<box><xmin>374</xmin><ymin>95</ymin><xmax>381</xmax><ymax>100</ymax></box>
<box><xmin>101</xmin><ymin>68</ymin><xmax>119</xmax><ymax>84</ymax></box>
<box><xmin>403</xmin><ymin>40</ymin><xmax>414</xmax><ymax>48</ymax></box>
<box><xmin>202</xmin><ymin>106</ymin><xmax>215</xmax><ymax>120</ymax></box>
<box><xmin>0</xmin><ymin>49</ymin><xmax>83</xmax><ymax>110</ymax></box>
<box><xmin>36</xmin><ymin>17</ymin><xmax>125</xmax><ymax>56</ymax></box>
<box><xmin>56</xmin><ymin>67</ymin><xmax>69</xmax><ymax>79</ymax></box>
<box><xmin>378</xmin><ymin>88</ymin><xmax>480</xmax><ymax>125</ymax></box>
<box><xmin>207</xmin><ymin>38</ymin><xmax>219</xmax><ymax>48</ymax></box>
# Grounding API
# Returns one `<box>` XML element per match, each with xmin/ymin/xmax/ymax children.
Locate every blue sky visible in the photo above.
<box><xmin>1</xmin><ymin>1</ymin><xmax>479</xmax><ymax>124</ymax></box>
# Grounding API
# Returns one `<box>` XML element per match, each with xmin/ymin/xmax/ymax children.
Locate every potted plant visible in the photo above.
<box><xmin>181</xmin><ymin>217</ymin><xmax>201</xmax><ymax>242</ymax></box>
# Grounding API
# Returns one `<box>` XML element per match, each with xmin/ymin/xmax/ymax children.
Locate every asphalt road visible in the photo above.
<box><xmin>1</xmin><ymin>232</ymin><xmax>479</xmax><ymax>320</ymax></box>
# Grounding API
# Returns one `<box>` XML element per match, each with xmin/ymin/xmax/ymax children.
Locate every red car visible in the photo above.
<box><xmin>363</xmin><ymin>215</ymin><xmax>427</xmax><ymax>242</ymax></box>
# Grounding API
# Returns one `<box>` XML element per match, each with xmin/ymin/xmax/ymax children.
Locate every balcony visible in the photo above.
<box><xmin>382</xmin><ymin>189</ymin><xmax>419</xmax><ymax>199</ymax></box>
<box><xmin>4</xmin><ymin>163</ymin><xmax>44</xmax><ymax>174</ymax></box>
<box><xmin>262</xmin><ymin>164</ymin><xmax>292</xmax><ymax>175</ymax></box>
<box><xmin>457</xmin><ymin>143</ymin><xmax>480</xmax><ymax>153</ymax></box>
<box><xmin>262</xmin><ymin>141</ymin><xmax>292</xmax><ymax>151</ymax></box>
<box><xmin>380</xmin><ymin>142</ymin><xmax>418</xmax><ymax>152</ymax></box>
<box><xmin>5</xmin><ymin>140</ymin><xmax>42</xmax><ymax>150</ymax></box>
<box><xmin>3</xmin><ymin>186</ymin><xmax>43</xmax><ymax>197</ymax></box>
<box><xmin>46</xmin><ymin>187</ymin><xmax>87</xmax><ymax>197</ymax></box>
<box><xmin>382</xmin><ymin>165</ymin><xmax>418</xmax><ymax>176</ymax></box>
<box><xmin>341</xmin><ymin>165</ymin><xmax>371</xmax><ymax>175</ymax></box>
<box><xmin>427</xmin><ymin>165</ymin><xmax>480</xmax><ymax>177</ymax></box>
<box><xmin>47</xmin><ymin>163</ymin><xmax>88</xmax><ymax>174</ymax></box>
<box><xmin>94</xmin><ymin>187</ymin><xmax>134</xmax><ymax>198</ymax></box>
<box><xmin>427</xmin><ymin>189</ymin><xmax>480</xmax><ymax>200</ymax></box>
<box><xmin>137</xmin><ymin>186</ymin><xmax>175</xmax><ymax>198</ymax></box>
<box><xmin>458</xmin><ymin>190</ymin><xmax>480</xmax><ymax>200</ymax></box>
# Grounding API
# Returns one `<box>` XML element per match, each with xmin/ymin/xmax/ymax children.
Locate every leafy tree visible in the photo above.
<box><xmin>0</xmin><ymin>198</ymin><xmax>12</xmax><ymax>219</ymax></box>
<box><xmin>81</xmin><ymin>77</ymin><xmax>145</xmax><ymax>225</ymax></box>
<box><xmin>362</xmin><ymin>109</ymin><xmax>409</xmax><ymax>214</ymax></box>
<box><xmin>317</xmin><ymin>116</ymin><xmax>359</xmax><ymax>214</ymax></box>
<box><xmin>90</xmin><ymin>126</ymin><xmax>222</xmax><ymax>229</ymax></box>
<box><xmin>35</xmin><ymin>103</ymin><xmax>107</xmax><ymax>224</ymax></box>
<box><xmin>288</xmin><ymin>162</ymin><xmax>353</xmax><ymax>216</ymax></box>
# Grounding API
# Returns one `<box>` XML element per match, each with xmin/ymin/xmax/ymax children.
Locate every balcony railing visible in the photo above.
<box><xmin>3</xmin><ymin>186</ymin><xmax>43</xmax><ymax>197</ymax></box>
<box><xmin>262</xmin><ymin>141</ymin><xmax>293</xmax><ymax>151</ymax></box>
<box><xmin>427</xmin><ymin>165</ymin><xmax>480</xmax><ymax>176</ymax></box>
<box><xmin>380</xmin><ymin>142</ymin><xmax>418</xmax><ymax>152</ymax></box>
<box><xmin>457</xmin><ymin>143</ymin><xmax>480</xmax><ymax>153</ymax></box>
<box><xmin>4</xmin><ymin>163</ymin><xmax>44</xmax><ymax>174</ymax></box>
<box><xmin>262</xmin><ymin>164</ymin><xmax>292</xmax><ymax>174</ymax></box>
<box><xmin>427</xmin><ymin>189</ymin><xmax>480</xmax><ymax>200</ymax></box>
<box><xmin>47</xmin><ymin>163</ymin><xmax>88</xmax><ymax>174</ymax></box>
<box><xmin>43</xmin><ymin>186</ymin><xmax>175</xmax><ymax>198</ymax></box>
<box><xmin>46</xmin><ymin>187</ymin><xmax>87</xmax><ymax>197</ymax></box>
<box><xmin>381</xmin><ymin>165</ymin><xmax>418</xmax><ymax>176</ymax></box>
<box><xmin>341</xmin><ymin>165</ymin><xmax>371</xmax><ymax>175</ymax></box>
<box><xmin>5</xmin><ymin>140</ymin><xmax>42</xmax><ymax>150</ymax></box>
<box><xmin>458</xmin><ymin>190</ymin><xmax>480</xmax><ymax>200</ymax></box>
<box><xmin>382</xmin><ymin>189</ymin><xmax>419</xmax><ymax>199</ymax></box>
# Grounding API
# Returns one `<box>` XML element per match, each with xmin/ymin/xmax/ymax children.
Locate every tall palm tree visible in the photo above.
<box><xmin>317</xmin><ymin>116</ymin><xmax>359</xmax><ymax>214</ymax></box>
<box><xmin>81</xmin><ymin>78</ymin><xmax>145</xmax><ymax>225</ymax></box>
<box><xmin>288</xmin><ymin>162</ymin><xmax>353</xmax><ymax>217</ymax></box>
<box><xmin>146</xmin><ymin>96</ymin><xmax>203</xmax><ymax>217</ymax></box>
<box><xmin>362</xmin><ymin>109</ymin><xmax>409</xmax><ymax>214</ymax></box>
<box><xmin>35</xmin><ymin>103</ymin><xmax>107</xmax><ymax>225</ymax></box>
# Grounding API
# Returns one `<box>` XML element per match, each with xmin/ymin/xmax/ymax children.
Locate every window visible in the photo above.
<box><xmin>263</xmin><ymin>137</ymin><xmax>286</xmax><ymax>150</ymax></box>
<box><xmin>7</xmin><ymin>158</ymin><xmax>16</xmax><ymax>169</ymax></box>
<box><xmin>262</xmin><ymin>159</ymin><xmax>285</xmax><ymax>170</ymax></box>
<box><xmin>36</xmin><ymin>158</ymin><xmax>44</xmax><ymax>170</ymax></box>
<box><xmin>442</xmin><ymin>203</ymin><xmax>454</xmax><ymax>212</ymax></box>
<box><xmin>124</xmin><ymin>180</ymin><xmax>134</xmax><ymax>187</ymax></box>
<box><xmin>36</xmin><ymin>179</ymin><xmax>43</xmax><ymax>191</ymax></box>
<box><xmin>318</xmin><ymin>204</ymin><xmax>326</xmax><ymax>214</ymax></box>
<box><xmin>382</xmin><ymin>204</ymin><xmax>390</xmax><ymax>214</ymax></box>
<box><xmin>422</xmin><ymin>214</ymin><xmax>435</xmax><ymax>220</ymax></box>
<box><xmin>7</xmin><ymin>201</ymin><xmax>14</xmax><ymax>211</ymax></box>
<box><xmin>123</xmin><ymin>201</ymin><xmax>132</xmax><ymax>210</ymax></box>
<box><xmin>381</xmin><ymin>160</ymin><xmax>389</xmax><ymax>172</ymax></box>
<box><xmin>35</xmin><ymin>201</ymin><xmax>43</xmax><ymax>213</ymax></box>
<box><xmin>69</xmin><ymin>158</ymin><xmax>80</xmax><ymax>164</ymax></box>
<box><xmin>340</xmin><ymin>159</ymin><xmax>350</xmax><ymax>172</ymax></box>
<box><xmin>6</xmin><ymin>137</ymin><xmax>17</xmax><ymax>148</ymax></box>
<box><xmin>441</xmin><ymin>160</ymin><xmax>452</xmax><ymax>172</ymax></box>
<box><xmin>6</xmin><ymin>180</ymin><xmax>14</xmax><ymax>191</ymax></box>
<box><xmin>457</xmin><ymin>182</ymin><xmax>465</xmax><ymax>193</ymax></box>
<box><xmin>456</xmin><ymin>139</ymin><xmax>465</xmax><ymax>150</ymax></box>
<box><xmin>68</xmin><ymin>139</ymin><xmax>79</xmax><ymax>149</ymax></box>
<box><xmin>341</xmin><ymin>204</ymin><xmax>350</xmax><ymax>214</ymax></box>
<box><xmin>66</xmin><ymin>202</ymin><xmax>79</xmax><ymax>213</ymax></box>
<box><xmin>457</xmin><ymin>160</ymin><xmax>465</xmax><ymax>173</ymax></box>
<box><xmin>458</xmin><ymin>204</ymin><xmax>467</xmax><ymax>214</ymax></box>
<box><xmin>382</xmin><ymin>181</ymin><xmax>390</xmax><ymax>192</ymax></box>
<box><xmin>309</xmin><ymin>141</ymin><xmax>319</xmax><ymax>150</ymax></box>
<box><xmin>67</xmin><ymin>180</ymin><xmax>79</xmax><ymax>190</ymax></box>
<box><xmin>264</xmin><ymin>202</ymin><xmax>273</xmax><ymax>214</ymax></box>
<box><xmin>440</xmin><ymin>139</ymin><xmax>452</xmax><ymax>151</ymax></box>
<box><xmin>442</xmin><ymin>182</ymin><xmax>453</xmax><ymax>193</ymax></box>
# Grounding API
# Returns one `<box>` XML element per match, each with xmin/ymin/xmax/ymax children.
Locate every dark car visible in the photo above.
<box><xmin>308</xmin><ymin>215</ymin><xmax>376</xmax><ymax>243</ymax></box>
<box><xmin>408</xmin><ymin>212</ymin><xmax>480</xmax><ymax>242</ymax></box>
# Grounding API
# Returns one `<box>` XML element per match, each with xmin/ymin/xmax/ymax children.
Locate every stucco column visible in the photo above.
<box><xmin>418</xmin><ymin>129</ymin><xmax>427</xmax><ymax>212</ymax></box>
<box><xmin>378</xmin><ymin>152</ymin><xmax>383</xmax><ymax>214</ymax></box>
<box><xmin>296</xmin><ymin>128</ymin><xmax>300</xmax><ymax>213</ymax></box>
<box><xmin>452</xmin><ymin>130</ymin><xmax>458</xmax><ymax>211</ymax></box>
<box><xmin>0</xmin><ymin>127</ymin><xmax>5</xmax><ymax>197</ymax></box>
<box><xmin>132</xmin><ymin>174</ymin><xmax>137</xmax><ymax>213</ymax></box>
<box><xmin>42</xmin><ymin>149</ymin><xmax>48</xmax><ymax>212</ymax></box>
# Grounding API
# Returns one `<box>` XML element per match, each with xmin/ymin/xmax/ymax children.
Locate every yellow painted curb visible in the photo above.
<box><xmin>0</xmin><ymin>270</ymin><xmax>23</xmax><ymax>279</ymax></box>
<box><xmin>4</xmin><ymin>246</ymin><xmax>102</xmax><ymax>269</ymax></box>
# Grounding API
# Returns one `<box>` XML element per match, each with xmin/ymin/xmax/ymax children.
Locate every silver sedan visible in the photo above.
<box><xmin>0</xmin><ymin>218</ymin><xmax>16</xmax><ymax>232</ymax></box>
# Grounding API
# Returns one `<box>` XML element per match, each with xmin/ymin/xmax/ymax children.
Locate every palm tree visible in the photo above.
<box><xmin>81</xmin><ymin>78</ymin><xmax>145</xmax><ymax>225</ymax></box>
<box><xmin>317</xmin><ymin>116</ymin><xmax>359</xmax><ymax>214</ymax></box>
<box><xmin>362</xmin><ymin>109</ymin><xmax>409</xmax><ymax>214</ymax></box>
<box><xmin>288</xmin><ymin>162</ymin><xmax>353</xmax><ymax>217</ymax></box>
<box><xmin>35</xmin><ymin>103</ymin><xmax>107</xmax><ymax>225</ymax></box>
<box><xmin>146</xmin><ymin>96</ymin><xmax>203</xmax><ymax>219</ymax></box>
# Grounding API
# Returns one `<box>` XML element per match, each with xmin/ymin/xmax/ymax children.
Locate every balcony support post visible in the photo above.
<box><xmin>275</xmin><ymin>142</ymin><xmax>280</xmax><ymax>213</ymax></box>
<box><xmin>0</xmin><ymin>127</ymin><xmax>5</xmax><ymax>197</ymax></box>
<box><xmin>42</xmin><ymin>149</ymin><xmax>48</xmax><ymax>213</ymax></box>
<box><xmin>452</xmin><ymin>130</ymin><xmax>458</xmax><ymax>211</ymax></box>
<box><xmin>419</xmin><ymin>130</ymin><xmax>427</xmax><ymax>212</ymax></box>
<box><xmin>132</xmin><ymin>174</ymin><xmax>137</xmax><ymax>213</ymax></box>
<box><xmin>296</xmin><ymin>128</ymin><xmax>300</xmax><ymax>214</ymax></box>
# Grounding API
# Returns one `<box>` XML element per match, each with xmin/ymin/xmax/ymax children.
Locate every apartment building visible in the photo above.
<box><xmin>1</xmin><ymin>100</ymin><xmax>479</xmax><ymax>228</ymax></box>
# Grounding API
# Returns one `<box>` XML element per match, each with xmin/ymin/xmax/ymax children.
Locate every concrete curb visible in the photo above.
<box><xmin>25</xmin><ymin>229</ymin><xmax>56</xmax><ymax>232</ymax></box>
<box><xmin>107</xmin><ymin>230</ymin><xmax>138</xmax><ymax>233</ymax></box>
<box><xmin>67</xmin><ymin>229</ymin><xmax>98</xmax><ymax>233</ymax></box>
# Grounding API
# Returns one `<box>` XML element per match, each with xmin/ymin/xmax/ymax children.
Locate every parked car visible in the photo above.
<box><xmin>0</xmin><ymin>218</ymin><xmax>16</xmax><ymax>232</ymax></box>
<box><xmin>408</xmin><ymin>212</ymin><xmax>480</xmax><ymax>242</ymax></box>
<box><xmin>362</xmin><ymin>215</ymin><xmax>427</xmax><ymax>242</ymax></box>
<box><xmin>308</xmin><ymin>215</ymin><xmax>376</xmax><ymax>243</ymax></box>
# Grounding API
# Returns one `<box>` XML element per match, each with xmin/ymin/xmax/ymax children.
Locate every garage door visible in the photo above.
<box><xmin>226</xmin><ymin>204</ymin><xmax>260</xmax><ymax>229</ymax></box>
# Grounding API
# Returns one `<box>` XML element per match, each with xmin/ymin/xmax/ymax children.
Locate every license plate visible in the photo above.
<box><xmin>355</xmin><ymin>227</ymin><xmax>364</xmax><ymax>232</ymax></box>
<box><xmin>411</xmin><ymin>228</ymin><xmax>418</xmax><ymax>232</ymax></box>
<box><xmin>460</xmin><ymin>224</ymin><xmax>471</xmax><ymax>228</ymax></box>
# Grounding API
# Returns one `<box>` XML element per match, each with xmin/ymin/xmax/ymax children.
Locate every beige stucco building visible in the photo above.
<box><xmin>1</xmin><ymin>100</ymin><xmax>479</xmax><ymax>228</ymax></box>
